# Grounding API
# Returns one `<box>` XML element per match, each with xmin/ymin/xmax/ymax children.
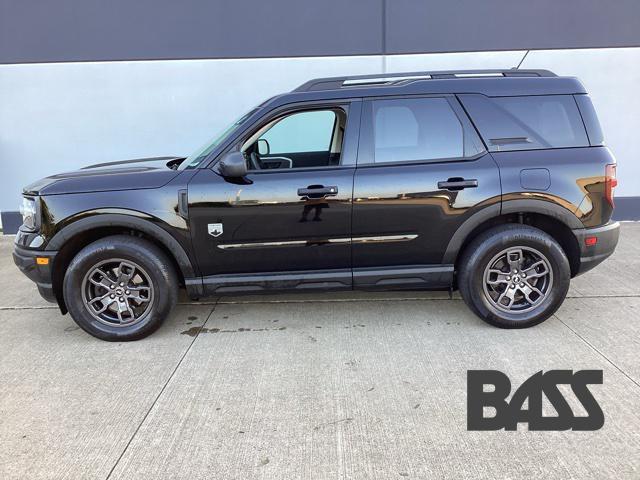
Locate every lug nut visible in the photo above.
<box><xmin>510</xmin><ymin>285</ymin><xmax>516</xmax><ymax>289</ymax></box>
<box><xmin>119</xmin><ymin>282</ymin><xmax>124</xmax><ymax>287</ymax></box>
<box><xmin>110</xmin><ymin>294</ymin><xmax>115</xmax><ymax>299</ymax></box>
<box><xmin>513</xmin><ymin>269</ymin><xmax>518</xmax><ymax>273</ymax></box>
<box><xmin>520</xmin><ymin>283</ymin><xmax>525</xmax><ymax>287</ymax></box>
<box><xmin>522</xmin><ymin>273</ymin><xmax>526</xmax><ymax>278</ymax></box>
<box><xmin>110</xmin><ymin>285</ymin><xmax>115</xmax><ymax>289</ymax></box>
<box><xmin>125</xmin><ymin>290</ymin><xmax>130</xmax><ymax>295</ymax></box>
<box><xmin>506</xmin><ymin>276</ymin><xmax>511</xmax><ymax>281</ymax></box>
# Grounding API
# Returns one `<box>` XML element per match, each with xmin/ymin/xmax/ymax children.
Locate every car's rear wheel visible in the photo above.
<box><xmin>63</xmin><ymin>235</ymin><xmax>178</xmax><ymax>341</ymax></box>
<box><xmin>458</xmin><ymin>224</ymin><xmax>570</xmax><ymax>328</ymax></box>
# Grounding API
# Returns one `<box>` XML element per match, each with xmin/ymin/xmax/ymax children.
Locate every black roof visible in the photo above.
<box><xmin>271</xmin><ymin>69</ymin><xmax>586</xmax><ymax>107</ymax></box>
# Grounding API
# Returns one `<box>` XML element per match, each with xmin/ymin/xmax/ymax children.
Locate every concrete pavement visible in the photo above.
<box><xmin>1</xmin><ymin>224</ymin><xmax>639</xmax><ymax>479</ymax></box>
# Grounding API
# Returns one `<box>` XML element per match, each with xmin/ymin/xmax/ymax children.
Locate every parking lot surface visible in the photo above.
<box><xmin>1</xmin><ymin>224</ymin><xmax>639</xmax><ymax>479</ymax></box>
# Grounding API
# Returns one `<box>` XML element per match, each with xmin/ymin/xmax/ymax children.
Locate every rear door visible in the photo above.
<box><xmin>352</xmin><ymin>95</ymin><xmax>501</xmax><ymax>288</ymax></box>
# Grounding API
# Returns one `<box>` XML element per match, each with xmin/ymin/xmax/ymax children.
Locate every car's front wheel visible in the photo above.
<box><xmin>458</xmin><ymin>224</ymin><xmax>571</xmax><ymax>328</ymax></box>
<box><xmin>63</xmin><ymin>235</ymin><xmax>178</xmax><ymax>341</ymax></box>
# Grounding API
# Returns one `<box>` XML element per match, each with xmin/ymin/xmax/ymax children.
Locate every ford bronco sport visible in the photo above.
<box><xmin>13</xmin><ymin>69</ymin><xmax>620</xmax><ymax>340</ymax></box>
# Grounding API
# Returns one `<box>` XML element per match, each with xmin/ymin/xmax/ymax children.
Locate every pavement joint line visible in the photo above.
<box><xmin>554</xmin><ymin>314</ymin><xmax>640</xmax><ymax>390</ymax></box>
<box><xmin>188</xmin><ymin>294</ymin><xmax>640</xmax><ymax>305</ymax></box>
<box><xmin>0</xmin><ymin>305</ymin><xmax>58</xmax><ymax>310</ymax></box>
<box><xmin>103</xmin><ymin>299</ymin><xmax>219</xmax><ymax>480</ymax></box>
<box><xmin>567</xmin><ymin>294</ymin><xmax>640</xmax><ymax>299</ymax></box>
<box><xmin>1</xmin><ymin>293</ymin><xmax>638</xmax><ymax>311</ymax></box>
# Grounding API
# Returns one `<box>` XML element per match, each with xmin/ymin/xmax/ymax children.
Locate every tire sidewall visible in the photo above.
<box><xmin>461</xmin><ymin>226</ymin><xmax>570</xmax><ymax>328</ymax></box>
<box><xmin>64</xmin><ymin>237</ymin><xmax>177</xmax><ymax>341</ymax></box>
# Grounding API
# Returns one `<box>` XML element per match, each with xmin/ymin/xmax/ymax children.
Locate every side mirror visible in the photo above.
<box><xmin>218</xmin><ymin>151</ymin><xmax>248</xmax><ymax>178</ymax></box>
<box><xmin>257</xmin><ymin>139</ymin><xmax>270</xmax><ymax>155</ymax></box>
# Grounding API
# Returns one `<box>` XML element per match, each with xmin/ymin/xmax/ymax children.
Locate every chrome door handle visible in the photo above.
<box><xmin>437</xmin><ymin>178</ymin><xmax>478</xmax><ymax>191</ymax></box>
<box><xmin>297</xmin><ymin>185</ymin><xmax>338</xmax><ymax>198</ymax></box>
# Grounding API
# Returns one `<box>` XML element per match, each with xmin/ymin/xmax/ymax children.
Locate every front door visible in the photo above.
<box><xmin>352</xmin><ymin>95</ymin><xmax>501</xmax><ymax>288</ymax></box>
<box><xmin>188</xmin><ymin>101</ymin><xmax>361</xmax><ymax>293</ymax></box>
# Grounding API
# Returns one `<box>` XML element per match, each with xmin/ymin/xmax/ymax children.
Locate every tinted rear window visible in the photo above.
<box><xmin>459</xmin><ymin>94</ymin><xmax>589</xmax><ymax>152</ymax></box>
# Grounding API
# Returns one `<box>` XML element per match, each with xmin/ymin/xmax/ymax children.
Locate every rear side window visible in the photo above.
<box><xmin>361</xmin><ymin>97</ymin><xmax>484</xmax><ymax>164</ymax></box>
<box><xmin>459</xmin><ymin>94</ymin><xmax>589</xmax><ymax>152</ymax></box>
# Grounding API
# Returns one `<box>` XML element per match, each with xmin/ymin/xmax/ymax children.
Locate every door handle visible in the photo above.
<box><xmin>297</xmin><ymin>185</ymin><xmax>338</xmax><ymax>198</ymax></box>
<box><xmin>437</xmin><ymin>178</ymin><xmax>478</xmax><ymax>191</ymax></box>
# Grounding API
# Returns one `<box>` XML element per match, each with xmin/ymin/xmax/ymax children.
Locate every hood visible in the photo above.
<box><xmin>23</xmin><ymin>156</ymin><xmax>185</xmax><ymax>196</ymax></box>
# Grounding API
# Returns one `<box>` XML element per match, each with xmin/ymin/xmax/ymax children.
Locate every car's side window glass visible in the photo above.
<box><xmin>458</xmin><ymin>94</ymin><xmax>589</xmax><ymax>151</ymax></box>
<box><xmin>370</xmin><ymin>97</ymin><xmax>480</xmax><ymax>164</ymax></box>
<box><xmin>243</xmin><ymin>108</ymin><xmax>346</xmax><ymax>170</ymax></box>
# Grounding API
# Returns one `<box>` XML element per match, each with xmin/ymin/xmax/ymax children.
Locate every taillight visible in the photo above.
<box><xmin>605</xmin><ymin>164</ymin><xmax>617</xmax><ymax>207</ymax></box>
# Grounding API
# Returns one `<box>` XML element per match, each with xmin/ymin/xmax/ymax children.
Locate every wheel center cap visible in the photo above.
<box><xmin>115</xmin><ymin>288</ymin><xmax>123</xmax><ymax>295</ymax></box>
<box><xmin>513</xmin><ymin>275</ymin><xmax>521</xmax><ymax>283</ymax></box>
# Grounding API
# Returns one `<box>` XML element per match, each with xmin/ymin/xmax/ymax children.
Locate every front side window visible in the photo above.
<box><xmin>366</xmin><ymin>97</ymin><xmax>483</xmax><ymax>164</ymax></box>
<box><xmin>243</xmin><ymin>108</ymin><xmax>346</xmax><ymax>170</ymax></box>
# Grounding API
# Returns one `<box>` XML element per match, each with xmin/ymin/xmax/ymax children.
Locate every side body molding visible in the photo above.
<box><xmin>46</xmin><ymin>213</ymin><xmax>198</xmax><ymax>281</ymax></box>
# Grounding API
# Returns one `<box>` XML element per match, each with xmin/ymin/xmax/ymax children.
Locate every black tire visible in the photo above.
<box><xmin>63</xmin><ymin>235</ymin><xmax>178</xmax><ymax>341</ymax></box>
<box><xmin>457</xmin><ymin>224</ymin><xmax>570</xmax><ymax>328</ymax></box>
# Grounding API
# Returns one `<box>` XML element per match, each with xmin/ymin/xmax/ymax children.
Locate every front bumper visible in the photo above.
<box><xmin>572</xmin><ymin>221</ymin><xmax>620</xmax><ymax>276</ymax></box>
<box><xmin>13</xmin><ymin>244</ymin><xmax>58</xmax><ymax>303</ymax></box>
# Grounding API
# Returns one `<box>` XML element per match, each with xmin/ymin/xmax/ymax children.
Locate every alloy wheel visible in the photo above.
<box><xmin>482</xmin><ymin>246</ymin><xmax>553</xmax><ymax>314</ymax></box>
<box><xmin>81</xmin><ymin>259</ymin><xmax>154</xmax><ymax>327</ymax></box>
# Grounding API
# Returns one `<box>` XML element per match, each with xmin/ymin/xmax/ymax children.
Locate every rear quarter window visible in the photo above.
<box><xmin>459</xmin><ymin>94</ymin><xmax>589</xmax><ymax>152</ymax></box>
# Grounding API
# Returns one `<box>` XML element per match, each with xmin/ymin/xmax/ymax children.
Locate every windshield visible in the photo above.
<box><xmin>180</xmin><ymin>108</ymin><xmax>259</xmax><ymax>169</ymax></box>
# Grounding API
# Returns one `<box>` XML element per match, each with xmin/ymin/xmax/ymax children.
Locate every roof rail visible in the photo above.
<box><xmin>293</xmin><ymin>69</ymin><xmax>557</xmax><ymax>92</ymax></box>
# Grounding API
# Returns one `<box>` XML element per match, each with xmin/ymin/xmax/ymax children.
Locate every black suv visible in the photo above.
<box><xmin>13</xmin><ymin>69</ymin><xmax>620</xmax><ymax>341</ymax></box>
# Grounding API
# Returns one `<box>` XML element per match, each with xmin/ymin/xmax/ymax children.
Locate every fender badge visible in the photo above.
<box><xmin>208</xmin><ymin>223</ymin><xmax>223</xmax><ymax>237</ymax></box>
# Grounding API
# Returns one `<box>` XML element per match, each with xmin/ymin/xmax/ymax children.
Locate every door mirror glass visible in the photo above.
<box><xmin>257</xmin><ymin>139</ymin><xmax>270</xmax><ymax>155</ymax></box>
<box><xmin>218</xmin><ymin>151</ymin><xmax>248</xmax><ymax>177</ymax></box>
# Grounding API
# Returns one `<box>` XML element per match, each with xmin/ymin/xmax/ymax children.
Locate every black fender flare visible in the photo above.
<box><xmin>442</xmin><ymin>200</ymin><xmax>583</xmax><ymax>265</ymax></box>
<box><xmin>46</xmin><ymin>213</ymin><xmax>197</xmax><ymax>279</ymax></box>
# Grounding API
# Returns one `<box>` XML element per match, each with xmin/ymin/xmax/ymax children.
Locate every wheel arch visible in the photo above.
<box><xmin>445</xmin><ymin>201</ymin><xmax>582</xmax><ymax>278</ymax></box>
<box><xmin>47</xmin><ymin>213</ymin><xmax>198</xmax><ymax>313</ymax></box>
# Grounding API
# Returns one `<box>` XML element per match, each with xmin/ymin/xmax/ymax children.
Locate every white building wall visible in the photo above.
<box><xmin>0</xmin><ymin>47</ymin><xmax>638</xmax><ymax>214</ymax></box>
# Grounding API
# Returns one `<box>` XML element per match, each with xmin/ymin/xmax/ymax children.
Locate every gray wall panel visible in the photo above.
<box><xmin>387</xmin><ymin>0</ymin><xmax>640</xmax><ymax>54</ymax></box>
<box><xmin>3</xmin><ymin>0</ymin><xmax>640</xmax><ymax>64</ymax></box>
<box><xmin>0</xmin><ymin>0</ymin><xmax>383</xmax><ymax>63</ymax></box>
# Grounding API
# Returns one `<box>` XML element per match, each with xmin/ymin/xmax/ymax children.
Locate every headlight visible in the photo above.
<box><xmin>20</xmin><ymin>197</ymin><xmax>38</xmax><ymax>231</ymax></box>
